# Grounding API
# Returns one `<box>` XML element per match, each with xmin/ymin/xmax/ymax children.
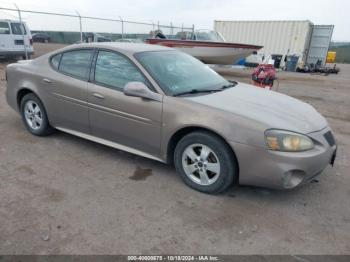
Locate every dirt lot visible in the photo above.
<box><xmin>0</xmin><ymin>44</ymin><xmax>349</xmax><ymax>255</ymax></box>
<box><xmin>31</xmin><ymin>43</ymin><xmax>68</xmax><ymax>58</ymax></box>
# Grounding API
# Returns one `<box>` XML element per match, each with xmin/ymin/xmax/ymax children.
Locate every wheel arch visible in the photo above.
<box><xmin>166</xmin><ymin>126</ymin><xmax>239</xmax><ymax>175</ymax></box>
<box><xmin>16</xmin><ymin>88</ymin><xmax>41</xmax><ymax>110</ymax></box>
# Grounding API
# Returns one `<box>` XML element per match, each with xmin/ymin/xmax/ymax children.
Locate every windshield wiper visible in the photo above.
<box><xmin>173</xmin><ymin>82</ymin><xmax>237</xmax><ymax>97</ymax></box>
<box><xmin>220</xmin><ymin>82</ymin><xmax>237</xmax><ymax>90</ymax></box>
<box><xmin>173</xmin><ymin>89</ymin><xmax>221</xmax><ymax>97</ymax></box>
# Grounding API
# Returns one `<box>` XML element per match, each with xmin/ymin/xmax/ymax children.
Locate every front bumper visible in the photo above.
<box><xmin>230</xmin><ymin>127</ymin><xmax>337</xmax><ymax>189</ymax></box>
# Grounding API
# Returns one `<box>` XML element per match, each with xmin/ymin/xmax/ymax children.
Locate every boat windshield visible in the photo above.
<box><xmin>173</xmin><ymin>30</ymin><xmax>226</xmax><ymax>42</ymax></box>
<box><xmin>135</xmin><ymin>51</ymin><xmax>232</xmax><ymax>96</ymax></box>
<box><xmin>195</xmin><ymin>30</ymin><xmax>226</xmax><ymax>42</ymax></box>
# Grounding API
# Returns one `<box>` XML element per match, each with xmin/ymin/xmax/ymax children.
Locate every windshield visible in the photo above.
<box><xmin>135</xmin><ymin>51</ymin><xmax>231</xmax><ymax>96</ymax></box>
<box><xmin>195</xmin><ymin>30</ymin><xmax>225</xmax><ymax>42</ymax></box>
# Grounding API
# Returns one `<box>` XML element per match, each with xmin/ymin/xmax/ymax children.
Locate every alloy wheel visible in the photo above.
<box><xmin>24</xmin><ymin>100</ymin><xmax>43</xmax><ymax>130</ymax></box>
<box><xmin>181</xmin><ymin>143</ymin><xmax>221</xmax><ymax>186</ymax></box>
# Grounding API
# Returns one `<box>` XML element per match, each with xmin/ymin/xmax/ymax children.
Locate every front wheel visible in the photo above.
<box><xmin>174</xmin><ymin>131</ymin><xmax>238</xmax><ymax>194</ymax></box>
<box><xmin>20</xmin><ymin>93</ymin><xmax>55</xmax><ymax>136</ymax></box>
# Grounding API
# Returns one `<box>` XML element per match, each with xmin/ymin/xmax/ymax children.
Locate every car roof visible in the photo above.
<box><xmin>59</xmin><ymin>42</ymin><xmax>173</xmax><ymax>55</ymax></box>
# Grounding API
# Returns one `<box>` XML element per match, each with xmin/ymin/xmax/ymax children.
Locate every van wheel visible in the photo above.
<box><xmin>20</xmin><ymin>93</ymin><xmax>55</xmax><ymax>136</ymax></box>
<box><xmin>174</xmin><ymin>131</ymin><xmax>238</xmax><ymax>194</ymax></box>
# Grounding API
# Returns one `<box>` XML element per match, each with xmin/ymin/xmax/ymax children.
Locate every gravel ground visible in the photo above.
<box><xmin>0</xmin><ymin>44</ymin><xmax>349</xmax><ymax>255</ymax></box>
<box><xmin>32</xmin><ymin>43</ymin><xmax>68</xmax><ymax>58</ymax></box>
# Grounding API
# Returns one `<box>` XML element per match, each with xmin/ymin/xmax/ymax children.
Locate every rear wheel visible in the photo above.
<box><xmin>174</xmin><ymin>131</ymin><xmax>238</xmax><ymax>194</ymax></box>
<box><xmin>20</xmin><ymin>93</ymin><xmax>55</xmax><ymax>136</ymax></box>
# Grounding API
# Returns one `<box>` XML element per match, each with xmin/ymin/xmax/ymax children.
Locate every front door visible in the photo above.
<box><xmin>88</xmin><ymin>50</ymin><xmax>163</xmax><ymax>157</ymax></box>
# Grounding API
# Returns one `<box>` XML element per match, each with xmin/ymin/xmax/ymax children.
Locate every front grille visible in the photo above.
<box><xmin>324</xmin><ymin>131</ymin><xmax>336</xmax><ymax>147</ymax></box>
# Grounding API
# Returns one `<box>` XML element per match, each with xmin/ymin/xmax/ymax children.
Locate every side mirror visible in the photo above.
<box><xmin>123</xmin><ymin>82</ymin><xmax>162</xmax><ymax>102</ymax></box>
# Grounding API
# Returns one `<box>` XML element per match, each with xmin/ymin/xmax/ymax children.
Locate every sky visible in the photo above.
<box><xmin>0</xmin><ymin>0</ymin><xmax>349</xmax><ymax>41</ymax></box>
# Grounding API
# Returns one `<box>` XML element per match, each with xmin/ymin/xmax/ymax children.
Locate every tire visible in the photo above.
<box><xmin>21</xmin><ymin>54</ymin><xmax>31</xmax><ymax>60</ymax></box>
<box><xmin>20</xmin><ymin>93</ymin><xmax>55</xmax><ymax>136</ymax></box>
<box><xmin>174</xmin><ymin>131</ymin><xmax>238</xmax><ymax>194</ymax></box>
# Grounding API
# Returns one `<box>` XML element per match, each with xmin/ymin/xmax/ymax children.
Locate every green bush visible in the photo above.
<box><xmin>329</xmin><ymin>44</ymin><xmax>350</xmax><ymax>64</ymax></box>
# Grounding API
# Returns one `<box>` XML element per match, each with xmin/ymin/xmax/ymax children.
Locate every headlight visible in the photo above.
<box><xmin>265</xmin><ymin>130</ymin><xmax>314</xmax><ymax>152</ymax></box>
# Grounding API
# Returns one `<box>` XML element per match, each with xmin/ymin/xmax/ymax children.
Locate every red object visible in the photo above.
<box><xmin>251</xmin><ymin>64</ymin><xmax>276</xmax><ymax>90</ymax></box>
<box><xmin>145</xmin><ymin>38</ymin><xmax>262</xmax><ymax>49</ymax></box>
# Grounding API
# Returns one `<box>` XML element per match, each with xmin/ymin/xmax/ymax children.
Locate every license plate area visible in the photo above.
<box><xmin>14</xmin><ymin>40</ymin><xmax>24</xmax><ymax>45</ymax></box>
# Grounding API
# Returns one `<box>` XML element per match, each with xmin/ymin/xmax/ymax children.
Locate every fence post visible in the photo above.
<box><xmin>75</xmin><ymin>10</ymin><xmax>83</xmax><ymax>43</ymax></box>
<box><xmin>170</xmin><ymin>22</ymin><xmax>173</xmax><ymax>38</ymax></box>
<box><xmin>14</xmin><ymin>3</ymin><xmax>28</xmax><ymax>60</ymax></box>
<box><xmin>119</xmin><ymin>16</ymin><xmax>124</xmax><ymax>39</ymax></box>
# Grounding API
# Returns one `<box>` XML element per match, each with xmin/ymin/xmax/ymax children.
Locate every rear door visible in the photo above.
<box><xmin>87</xmin><ymin>50</ymin><xmax>163</xmax><ymax>157</ymax></box>
<box><xmin>43</xmin><ymin>49</ymin><xmax>94</xmax><ymax>133</ymax></box>
<box><xmin>10</xmin><ymin>22</ymin><xmax>32</xmax><ymax>54</ymax></box>
<box><xmin>0</xmin><ymin>21</ymin><xmax>12</xmax><ymax>53</ymax></box>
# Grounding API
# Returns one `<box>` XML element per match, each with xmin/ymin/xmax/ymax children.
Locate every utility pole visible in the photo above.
<box><xmin>119</xmin><ymin>16</ymin><xmax>124</xmax><ymax>39</ymax></box>
<box><xmin>75</xmin><ymin>10</ymin><xmax>83</xmax><ymax>43</ymax></box>
<box><xmin>14</xmin><ymin>3</ymin><xmax>28</xmax><ymax>60</ymax></box>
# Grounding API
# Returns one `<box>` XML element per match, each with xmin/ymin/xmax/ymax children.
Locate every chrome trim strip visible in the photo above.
<box><xmin>52</xmin><ymin>92</ymin><xmax>88</xmax><ymax>107</ymax></box>
<box><xmin>52</xmin><ymin>93</ymin><xmax>153</xmax><ymax>124</ymax></box>
<box><xmin>88</xmin><ymin>102</ymin><xmax>153</xmax><ymax>125</ymax></box>
<box><xmin>55</xmin><ymin>127</ymin><xmax>165</xmax><ymax>163</ymax></box>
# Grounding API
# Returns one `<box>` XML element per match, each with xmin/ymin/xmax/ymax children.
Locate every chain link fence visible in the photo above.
<box><xmin>0</xmin><ymin>5</ymin><xmax>194</xmax><ymax>45</ymax></box>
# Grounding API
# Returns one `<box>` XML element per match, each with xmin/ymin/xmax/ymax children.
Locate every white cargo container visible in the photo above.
<box><xmin>214</xmin><ymin>20</ymin><xmax>333</xmax><ymax>67</ymax></box>
<box><xmin>306</xmin><ymin>25</ymin><xmax>334</xmax><ymax>65</ymax></box>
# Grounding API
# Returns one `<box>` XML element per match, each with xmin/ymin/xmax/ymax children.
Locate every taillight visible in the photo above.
<box><xmin>30</xmin><ymin>39</ymin><xmax>33</xmax><ymax>45</ymax></box>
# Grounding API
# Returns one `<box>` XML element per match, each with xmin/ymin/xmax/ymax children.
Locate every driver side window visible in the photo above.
<box><xmin>94</xmin><ymin>50</ymin><xmax>146</xmax><ymax>91</ymax></box>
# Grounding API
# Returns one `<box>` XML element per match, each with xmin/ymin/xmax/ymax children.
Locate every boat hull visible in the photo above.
<box><xmin>175</xmin><ymin>45</ymin><xmax>256</xmax><ymax>65</ymax></box>
<box><xmin>145</xmin><ymin>39</ymin><xmax>262</xmax><ymax>65</ymax></box>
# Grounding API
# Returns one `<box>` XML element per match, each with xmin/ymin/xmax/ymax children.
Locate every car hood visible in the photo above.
<box><xmin>186</xmin><ymin>82</ymin><xmax>328</xmax><ymax>134</ymax></box>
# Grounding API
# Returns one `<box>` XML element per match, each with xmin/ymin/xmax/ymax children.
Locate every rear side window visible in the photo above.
<box><xmin>0</xmin><ymin>22</ymin><xmax>10</xmax><ymax>34</ymax></box>
<box><xmin>10</xmin><ymin>23</ymin><xmax>27</xmax><ymax>35</ymax></box>
<box><xmin>59</xmin><ymin>50</ymin><xmax>94</xmax><ymax>80</ymax></box>
<box><xmin>50</xmin><ymin>53</ymin><xmax>62</xmax><ymax>70</ymax></box>
<box><xmin>94</xmin><ymin>50</ymin><xmax>146</xmax><ymax>90</ymax></box>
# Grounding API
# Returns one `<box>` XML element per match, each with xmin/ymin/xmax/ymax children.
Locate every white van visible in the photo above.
<box><xmin>0</xmin><ymin>19</ymin><xmax>34</xmax><ymax>59</ymax></box>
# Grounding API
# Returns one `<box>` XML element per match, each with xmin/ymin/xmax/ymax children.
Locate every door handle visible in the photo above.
<box><xmin>43</xmin><ymin>78</ymin><xmax>52</xmax><ymax>83</ymax></box>
<box><xmin>92</xmin><ymin>93</ymin><xmax>105</xmax><ymax>99</ymax></box>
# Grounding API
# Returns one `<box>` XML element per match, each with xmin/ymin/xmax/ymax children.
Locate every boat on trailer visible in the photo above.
<box><xmin>146</xmin><ymin>30</ymin><xmax>263</xmax><ymax>65</ymax></box>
